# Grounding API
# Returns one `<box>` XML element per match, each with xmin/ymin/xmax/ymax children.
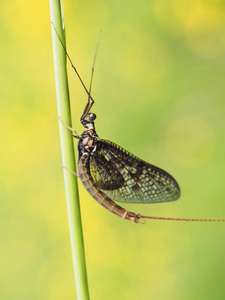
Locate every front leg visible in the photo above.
<box><xmin>58</xmin><ymin>116</ymin><xmax>80</xmax><ymax>139</ymax></box>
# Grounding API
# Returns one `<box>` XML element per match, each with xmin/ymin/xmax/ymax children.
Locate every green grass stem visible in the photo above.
<box><xmin>49</xmin><ymin>1</ymin><xmax>89</xmax><ymax>299</ymax></box>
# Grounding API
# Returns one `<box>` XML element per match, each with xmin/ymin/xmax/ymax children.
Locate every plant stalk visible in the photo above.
<box><xmin>49</xmin><ymin>1</ymin><xmax>89</xmax><ymax>299</ymax></box>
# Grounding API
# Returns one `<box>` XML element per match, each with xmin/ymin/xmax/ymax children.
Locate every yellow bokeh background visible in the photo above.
<box><xmin>1</xmin><ymin>0</ymin><xmax>225</xmax><ymax>299</ymax></box>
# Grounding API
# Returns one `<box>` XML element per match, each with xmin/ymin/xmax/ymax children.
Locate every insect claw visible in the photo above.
<box><xmin>134</xmin><ymin>214</ymin><xmax>146</xmax><ymax>225</ymax></box>
<box><xmin>135</xmin><ymin>219</ymin><xmax>146</xmax><ymax>225</ymax></box>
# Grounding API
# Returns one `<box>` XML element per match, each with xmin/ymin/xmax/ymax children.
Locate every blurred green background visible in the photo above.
<box><xmin>1</xmin><ymin>0</ymin><xmax>225</xmax><ymax>299</ymax></box>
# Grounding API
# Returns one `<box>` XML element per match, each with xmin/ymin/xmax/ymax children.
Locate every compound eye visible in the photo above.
<box><xmin>89</xmin><ymin>113</ymin><xmax>96</xmax><ymax>121</ymax></box>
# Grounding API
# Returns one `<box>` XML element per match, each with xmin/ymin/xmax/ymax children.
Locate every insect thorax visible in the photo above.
<box><xmin>78</xmin><ymin>129</ymin><xmax>99</xmax><ymax>158</ymax></box>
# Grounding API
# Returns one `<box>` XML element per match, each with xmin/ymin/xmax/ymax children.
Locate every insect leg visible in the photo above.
<box><xmin>51</xmin><ymin>22</ymin><xmax>95</xmax><ymax>109</ymax></box>
<box><xmin>61</xmin><ymin>164</ymin><xmax>79</xmax><ymax>177</ymax></box>
<box><xmin>58</xmin><ymin>116</ymin><xmax>80</xmax><ymax>138</ymax></box>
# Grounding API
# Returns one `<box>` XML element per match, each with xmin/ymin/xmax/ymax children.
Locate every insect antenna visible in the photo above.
<box><xmin>50</xmin><ymin>22</ymin><xmax>95</xmax><ymax>109</ymax></box>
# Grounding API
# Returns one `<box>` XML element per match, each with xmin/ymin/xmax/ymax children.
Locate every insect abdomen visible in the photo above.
<box><xmin>78</xmin><ymin>153</ymin><xmax>140</xmax><ymax>222</ymax></box>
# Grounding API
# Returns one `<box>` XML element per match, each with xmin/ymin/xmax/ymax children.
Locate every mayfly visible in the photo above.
<box><xmin>52</xmin><ymin>24</ymin><xmax>225</xmax><ymax>224</ymax></box>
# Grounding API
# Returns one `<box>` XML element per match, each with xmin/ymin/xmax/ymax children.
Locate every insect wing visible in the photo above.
<box><xmin>90</xmin><ymin>140</ymin><xmax>181</xmax><ymax>204</ymax></box>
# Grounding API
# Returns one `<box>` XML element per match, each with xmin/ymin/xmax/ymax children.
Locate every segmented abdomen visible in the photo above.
<box><xmin>78</xmin><ymin>153</ymin><xmax>138</xmax><ymax>222</ymax></box>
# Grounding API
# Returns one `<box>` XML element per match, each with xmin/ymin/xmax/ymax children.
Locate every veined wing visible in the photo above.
<box><xmin>90</xmin><ymin>140</ymin><xmax>181</xmax><ymax>203</ymax></box>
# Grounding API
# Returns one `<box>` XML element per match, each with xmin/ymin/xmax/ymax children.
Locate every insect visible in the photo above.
<box><xmin>76</xmin><ymin>102</ymin><xmax>180</xmax><ymax>224</ymax></box>
<box><xmin>52</xmin><ymin>24</ymin><xmax>225</xmax><ymax>223</ymax></box>
<box><xmin>52</xmin><ymin>26</ymin><xmax>180</xmax><ymax>223</ymax></box>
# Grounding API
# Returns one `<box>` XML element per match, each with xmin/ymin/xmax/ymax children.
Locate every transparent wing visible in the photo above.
<box><xmin>90</xmin><ymin>140</ymin><xmax>181</xmax><ymax>203</ymax></box>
